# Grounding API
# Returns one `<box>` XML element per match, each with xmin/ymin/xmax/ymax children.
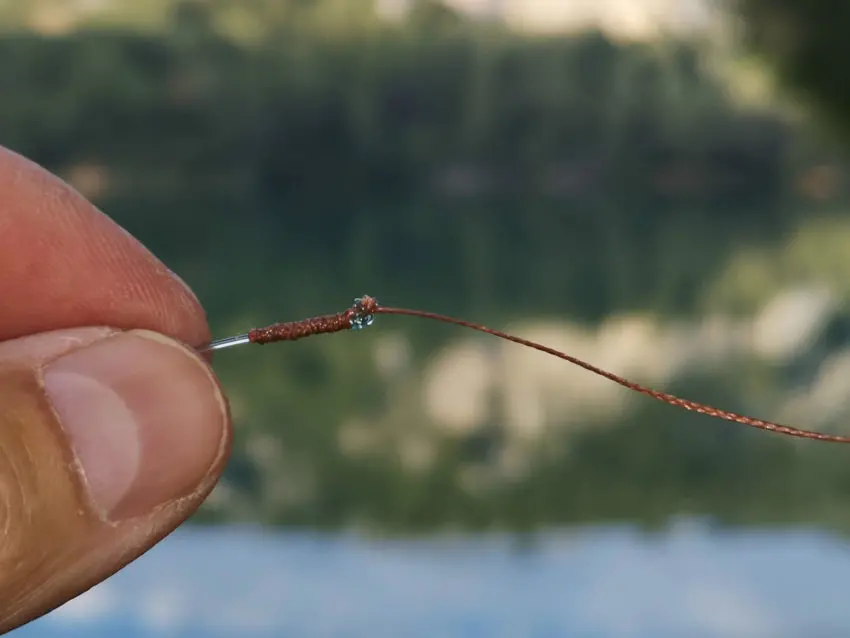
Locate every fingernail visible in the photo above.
<box><xmin>43</xmin><ymin>330</ymin><xmax>227</xmax><ymax>521</ymax></box>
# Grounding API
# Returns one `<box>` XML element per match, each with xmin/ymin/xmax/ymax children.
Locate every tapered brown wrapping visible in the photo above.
<box><xmin>248</xmin><ymin>313</ymin><xmax>353</xmax><ymax>344</ymax></box>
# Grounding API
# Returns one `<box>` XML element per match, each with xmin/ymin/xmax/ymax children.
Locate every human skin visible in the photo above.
<box><xmin>0</xmin><ymin>145</ymin><xmax>232</xmax><ymax>633</ymax></box>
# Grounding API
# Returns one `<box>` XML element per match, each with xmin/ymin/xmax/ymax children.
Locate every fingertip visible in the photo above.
<box><xmin>45</xmin><ymin>329</ymin><xmax>228</xmax><ymax>520</ymax></box>
<box><xmin>0</xmin><ymin>144</ymin><xmax>212</xmax><ymax>346</ymax></box>
<box><xmin>0</xmin><ymin>327</ymin><xmax>231</xmax><ymax>631</ymax></box>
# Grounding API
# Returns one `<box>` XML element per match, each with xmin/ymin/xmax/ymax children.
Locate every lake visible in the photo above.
<box><xmin>11</xmin><ymin>518</ymin><xmax>850</xmax><ymax>637</ymax></box>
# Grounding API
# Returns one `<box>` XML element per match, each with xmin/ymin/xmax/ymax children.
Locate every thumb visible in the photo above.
<box><xmin>0</xmin><ymin>327</ymin><xmax>230</xmax><ymax>633</ymax></box>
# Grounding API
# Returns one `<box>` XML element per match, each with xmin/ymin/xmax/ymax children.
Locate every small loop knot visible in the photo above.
<box><xmin>350</xmin><ymin>295</ymin><xmax>377</xmax><ymax>331</ymax></box>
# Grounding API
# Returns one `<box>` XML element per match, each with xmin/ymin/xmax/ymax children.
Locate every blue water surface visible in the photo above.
<box><xmin>12</xmin><ymin>518</ymin><xmax>849</xmax><ymax>638</ymax></box>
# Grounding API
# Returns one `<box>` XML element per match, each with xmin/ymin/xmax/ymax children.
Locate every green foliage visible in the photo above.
<box><xmin>1</xmin><ymin>10</ymin><xmax>849</xmax><ymax>533</ymax></box>
<box><xmin>0</xmin><ymin>22</ymin><xmax>800</xmax><ymax>320</ymax></box>
<box><xmin>730</xmin><ymin>0</ymin><xmax>850</xmax><ymax>142</ymax></box>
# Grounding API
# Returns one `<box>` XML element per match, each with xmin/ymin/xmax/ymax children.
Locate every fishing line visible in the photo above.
<box><xmin>201</xmin><ymin>295</ymin><xmax>850</xmax><ymax>443</ymax></box>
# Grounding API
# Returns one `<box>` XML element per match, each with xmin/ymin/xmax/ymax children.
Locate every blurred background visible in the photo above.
<box><xmin>7</xmin><ymin>0</ymin><xmax>850</xmax><ymax>635</ymax></box>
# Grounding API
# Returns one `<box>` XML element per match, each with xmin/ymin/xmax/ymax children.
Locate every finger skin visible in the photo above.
<box><xmin>0</xmin><ymin>146</ymin><xmax>210</xmax><ymax>347</ymax></box>
<box><xmin>0</xmin><ymin>328</ymin><xmax>231</xmax><ymax>632</ymax></box>
<box><xmin>0</xmin><ymin>147</ymin><xmax>229</xmax><ymax>631</ymax></box>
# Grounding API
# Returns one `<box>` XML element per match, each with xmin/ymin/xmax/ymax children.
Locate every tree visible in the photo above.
<box><xmin>731</xmin><ymin>0</ymin><xmax>850</xmax><ymax>140</ymax></box>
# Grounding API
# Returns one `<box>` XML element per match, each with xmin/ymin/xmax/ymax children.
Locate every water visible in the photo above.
<box><xmin>13</xmin><ymin>519</ymin><xmax>850</xmax><ymax>638</ymax></box>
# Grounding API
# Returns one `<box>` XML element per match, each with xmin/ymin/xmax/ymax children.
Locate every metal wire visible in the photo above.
<box><xmin>200</xmin><ymin>333</ymin><xmax>251</xmax><ymax>352</ymax></box>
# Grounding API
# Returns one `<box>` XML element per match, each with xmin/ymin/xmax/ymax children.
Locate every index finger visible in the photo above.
<box><xmin>0</xmin><ymin>146</ymin><xmax>210</xmax><ymax>347</ymax></box>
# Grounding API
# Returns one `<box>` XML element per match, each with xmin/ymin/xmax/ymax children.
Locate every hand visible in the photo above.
<box><xmin>0</xmin><ymin>146</ymin><xmax>232</xmax><ymax>633</ymax></box>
